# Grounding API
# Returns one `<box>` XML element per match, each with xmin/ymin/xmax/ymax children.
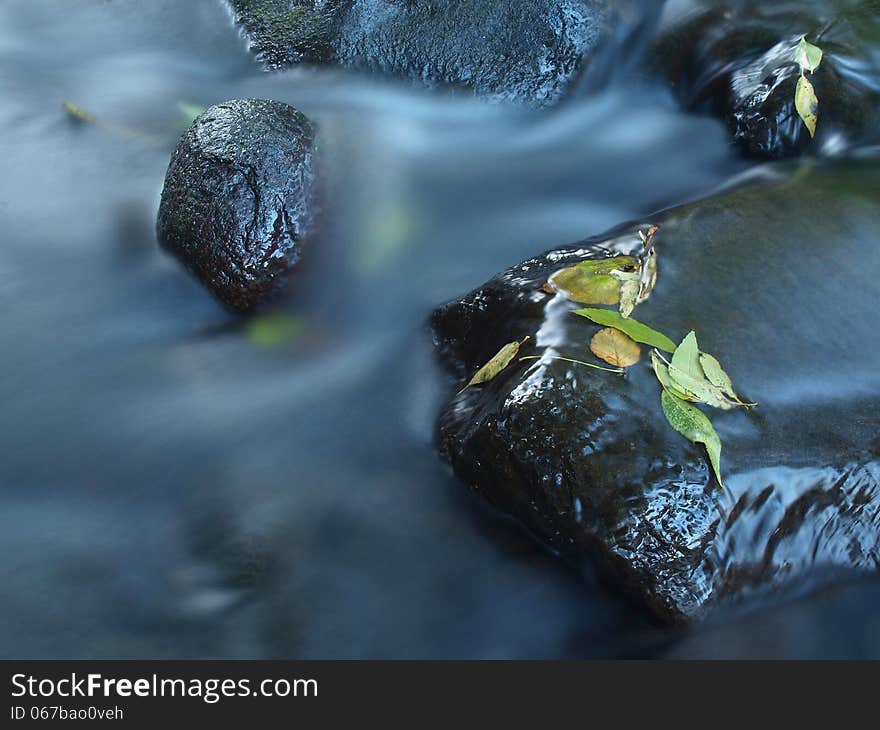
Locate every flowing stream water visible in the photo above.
<box><xmin>1</xmin><ymin>0</ymin><xmax>876</xmax><ymax>658</ymax></box>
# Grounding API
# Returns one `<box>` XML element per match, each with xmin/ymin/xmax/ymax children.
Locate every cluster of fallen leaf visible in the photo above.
<box><xmin>458</xmin><ymin>226</ymin><xmax>755</xmax><ymax>486</ymax></box>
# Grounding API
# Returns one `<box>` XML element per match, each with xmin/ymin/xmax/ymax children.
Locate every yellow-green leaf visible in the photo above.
<box><xmin>651</xmin><ymin>352</ymin><xmax>693</xmax><ymax>401</ymax></box>
<box><xmin>699</xmin><ymin>352</ymin><xmax>756</xmax><ymax>408</ymax></box>
<box><xmin>665</xmin><ymin>333</ymin><xmax>742</xmax><ymax>409</ymax></box>
<box><xmin>589</xmin><ymin>328</ymin><xmax>641</xmax><ymax>367</ymax></box>
<box><xmin>246</xmin><ymin>313</ymin><xmax>304</xmax><ymax>348</ymax></box>
<box><xmin>667</xmin><ymin>363</ymin><xmax>739</xmax><ymax>410</ymax></box>
<box><xmin>795</xmin><ymin>75</ymin><xmax>818</xmax><ymax>138</ymax></box>
<box><xmin>617</xmin><ymin>277</ymin><xmax>640</xmax><ymax>318</ymax></box>
<box><xmin>568</xmin><ymin>256</ymin><xmax>638</xmax><ymax>276</ymax></box>
<box><xmin>62</xmin><ymin>101</ymin><xmax>95</xmax><ymax>123</ymax></box>
<box><xmin>461</xmin><ymin>337</ymin><xmax>529</xmax><ymax>392</ymax></box>
<box><xmin>573</xmin><ymin>308</ymin><xmax>676</xmax><ymax>352</ymax></box>
<box><xmin>546</xmin><ymin>256</ymin><xmax>638</xmax><ymax>305</ymax></box>
<box><xmin>548</xmin><ymin>270</ymin><xmax>620</xmax><ymax>305</ymax></box>
<box><xmin>661</xmin><ymin>389</ymin><xmax>724</xmax><ymax>487</ymax></box>
<box><xmin>796</xmin><ymin>36</ymin><xmax>823</xmax><ymax>73</ymax></box>
<box><xmin>670</xmin><ymin>331</ymin><xmax>702</xmax><ymax>380</ymax></box>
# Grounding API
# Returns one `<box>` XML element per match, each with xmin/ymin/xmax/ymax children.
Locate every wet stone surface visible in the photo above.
<box><xmin>157</xmin><ymin>98</ymin><xmax>319</xmax><ymax>312</ymax></box>
<box><xmin>432</xmin><ymin>160</ymin><xmax>880</xmax><ymax>622</ymax></box>
<box><xmin>654</xmin><ymin>0</ymin><xmax>880</xmax><ymax>158</ymax></box>
<box><xmin>226</xmin><ymin>0</ymin><xmax>612</xmax><ymax>105</ymax></box>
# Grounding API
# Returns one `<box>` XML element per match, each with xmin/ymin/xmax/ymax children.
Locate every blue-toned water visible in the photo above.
<box><xmin>1</xmin><ymin>0</ymin><xmax>876</xmax><ymax>658</ymax></box>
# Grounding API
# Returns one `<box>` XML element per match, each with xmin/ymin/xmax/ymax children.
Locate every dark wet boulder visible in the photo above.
<box><xmin>226</xmin><ymin>0</ymin><xmax>615</xmax><ymax>105</ymax></box>
<box><xmin>432</xmin><ymin>160</ymin><xmax>880</xmax><ymax>622</ymax></box>
<box><xmin>157</xmin><ymin>98</ymin><xmax>319</xmax><ymax>312</ymax></box>
<box><xmin>653</xmin><ymin>0</ymin><xmax>880</xmax><ymax>158</ymax></box>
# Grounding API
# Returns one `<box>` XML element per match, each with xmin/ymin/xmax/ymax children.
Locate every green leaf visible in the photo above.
<box><xmin>670</xmin><ymin>331</ymin><xmax>702</xmax><ymax>380</ymax></box>
<box><xmin>667</xmin><ymin>363</ymin><xmax>739</xmax><ymax>410</ymax></box>
<box><xmin>666</xmin><ymin>332</ymin><xmax>745</xmax><ymax>409</ymax></box>
<box><xmin>62</xmin><ymin>101</ymin><xmax>95</xmax><ymax>123</ymax></box>
<box><xmin>661</xmin><ymin>389</ymin><xmax>724</xmax><ymax>487</ymax></box>
<box><xmin>546</xmin><ymin>256</ymin><xmax>637</xmax><ymax>305</ymax></box>
<box><xmin>796</xmin><ymin>36</ymin><xmax>823</xmax><ymax>73</ymax></box>
<box><xmin>573</xmin><ymin>308</ymin><xmax>676</xmax><ymax>352</ymax></box>
<box><xmin>548</xmin><ymin>270</ymin><xmax>620</xmax><ymax>305</ymax></box>
<box><xmin>699</xmin><ymin>353</ymin><xmax>756</xmax><ymax>408</ymax></box>
<box><xmin>651</xmin><ymin>352</ymin><xmax>693</xmax><ymax>401</ymax></box>
<box><xmin>461</xmin><ymin>337</ymin><xmax>529</xmax><ymax>392</ymax></box>
<box><xmin>617</xmin><ymin>277</ymin><xmax>640</xmax><ymax>318</ymax></box>
<box><xmin>568</xmin><ymin>256</ymin><xmax>638</xmax><ymax>276</ymax></box>
<box><xmin>795</xmin><ymin>75</ymin><xmax>819</xmax><ymax>138</ymax></box>
<box><xmin>246</xmin><ymin>313</ymin><xmax>304</xmax><ymax>348</ymax></box>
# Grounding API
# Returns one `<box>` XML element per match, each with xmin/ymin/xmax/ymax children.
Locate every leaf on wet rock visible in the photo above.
<box><xmin>607</xmin><ymin>226</ymin><xmax>659</xmax><ymax>318</ymax></box>
<box><xmin>669</xmin><ymin>331</ymin><xmax>702</xmax><ymax>379</ymax></box>
<box><xmin>651</xmin><ymin>351</ymin><xmax>693</xmax><ymax>401</ymax></box>
<box><xmin>662</xmin><ymin>332</ymin><xmax>752</xmax><ymax>410</ymax></box>
<box><xmin>548</xmin><ymin>270</ymin><xmax>620</xmax><ymax>305</ymax></box>
<box><xmin>571</xmin><ymin>257</ymin><xmax>638</xmax><ymax>276</ymax></box>
<box><xmin>617</xmin><ymin>277</ymin><xmax>640</xmax><ymax>318</ymax></box>
<box><xmin>573</xmin><ymin>308</ymin><xmax>676</xmax><ymax>353</ymax></box>
<box><xmin>590</xmin><ymin>327</ymin><xmax>641</xmax><ymax>367</ymax></box>
<box><xmin>546</xmin><ymin>256</ymin><xmax>637</xmax><ymax>305</ymax></box>
<box><xmin>795</xmin><ymin>74</ymin><xmax>819</xmax><ymax>138</ymax></box>
<box><xmin>661</xmin><ymin>389</ymin><xmax>724</xmax><ymax>487</ymax></box>
<box><xmin>460</xmin><ymin>337</ymin><xmax>529</xmax><ymax>393</ymax></box>
<box><xmin>667</xmin><ymin>363</ymin><xmax>739</xmax><ymax>410</ymax></box>
<box><xmin>796</xmin><ymin>36</ymin><xmax>823</xmax><ymax>73</ymax></box>
<box><xmin>699</xmin><ymin>352</ymin><xmax>756</xmax><ymax>408</ymax></box>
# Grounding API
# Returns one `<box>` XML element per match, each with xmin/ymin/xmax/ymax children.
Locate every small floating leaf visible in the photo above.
<box><xmin>651</xmin><ymin>351</ymin><xmax>693</xmax><ymax>401</ymax></box>
<box><xmin>461</xmin><ymin>337</ymin><xmax>529</xmax><ymax>392</ymax></box>
<box><xmin>667</xmin><ymin>363</ymin><xmax>739</xmax><ymax>410</ymax></box>
<box><xmin>62</xmin><ymin>101</ymin><xmax>95</xmax><ymax>123</ymax></box>
<box><xmin>617</xmin><ymin>277</ymin><xmax>640</xmax><ymax>318</ymax></box>
<box><xmin>796</xmin><ymin>36</ymin><xmax>823</xmax><ymax>73</ymax></box>
<box><xmin>548</xmin><ymin>270</ymin><xmax>620</xmax><ymax>305</ymax></box>
<box><xmin>546</xmin><ymin>256</ymin><xmax>637</xmax><ymax>305</ymax></box>
<box><xmin>699</xmin><ymin>352</ymin><xmax>756</xmax><ymax>408</ymax></box>
<box><xmin>669</xmin><ymin>331</ymin><xmax>703</xmax><ymax>381</ymax></box>
<box><xmin>663</xmin><ymin>332</ymin><xmax>752</xmax><ymax>410</ymax></box>
<box><xmin>667</xmin><ymin>333</ymin><xmax>739</xmax><ymax>409</ymax></box>
<box><xmin>569</xmin><ymin>256</ymin><xmax>638</xmax><ymax>276</ymax></box>
<box><xmin>573</xmin><ymin>308</ymin><xmax>676</xmax><ymax>353</ymax></box>
<box><xmin>661</xmin><ymin>389</ymin><xmax>724</xmax><ymax>487</ymax></box>
<box><xmin>590</xmin><ymin>328</ymin><xmax>641</xmax><ymax>367</ymax></box>
<box><xmin>795</xmin><ymin>74</ymin><xmax>819</xmax><ymax>138</ymax></box>
<box><xmin>246</xmin><ymin>313</ymin><xmax>304</xmax><ymax>348</ymax></box>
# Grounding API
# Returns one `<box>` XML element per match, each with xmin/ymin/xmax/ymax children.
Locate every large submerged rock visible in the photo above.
<box><xmin>432</xmin><ymin>160</ymin><xmax>880</xmax><ymax>622</ymax></box>
<box><xmin>226</xmin><ymin>0</ymin><xmax>614</xmax><ymax>105</ymax></box>
<box><xmin>157</xmin><ymin>98</ymin><xmax>319</xmax><ymax>312</ymax></box>
<box><xmin>653</xmin><ymin>0</ymin><xmax>880</xmax><ymax>158</ymax></box>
